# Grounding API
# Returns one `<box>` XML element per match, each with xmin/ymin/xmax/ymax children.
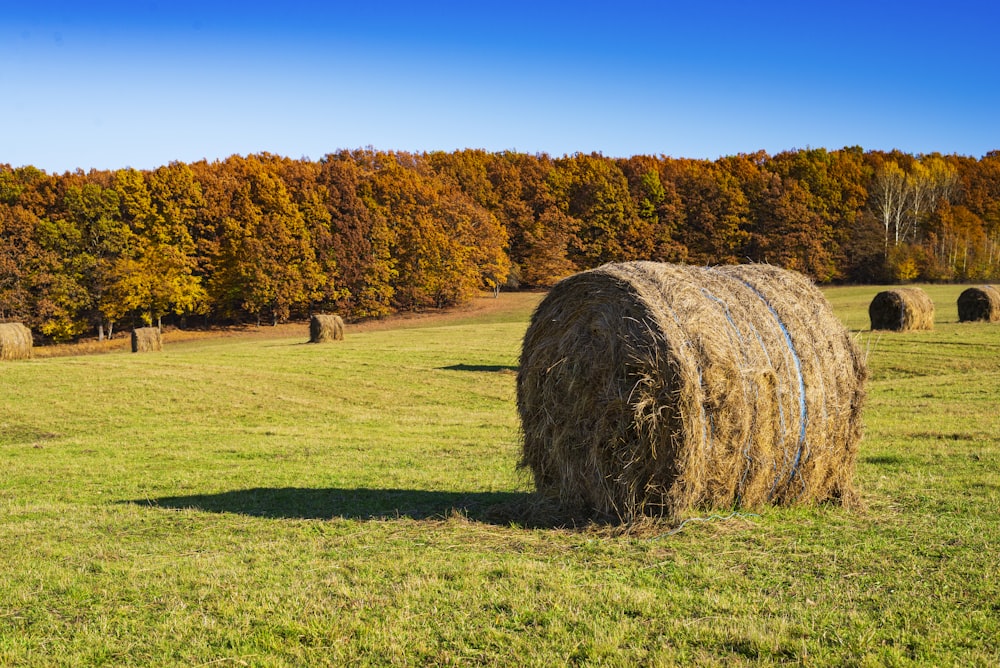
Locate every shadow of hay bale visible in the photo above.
<box><xmin>441</xmin><ymin>363</ymin><xmax>519</xmax><ymax>373</ymax></box>
<box><xmin>127</xmin><ymin>487</ymin><xmax>532</xmax><ymax>523</ymax></box>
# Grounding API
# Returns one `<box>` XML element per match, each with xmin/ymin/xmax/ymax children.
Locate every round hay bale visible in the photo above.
<box><xmin>309</xmin><ymin>314</ymin><xmax>345</xmax><ymax>343</ymax></box>
<box><xmin>131</xmin><ymin>327</ymin><xmax>162</xmax><ymax>353</ymax></box>
<box><xmin>516</xmin><ymin>261</ymin><xmax>867</xmax><ymax>521</ymax></box>
<box><xmin>0</xmin><ymin>322</ymin><xmax>33</xmax><ymax>361</ymax></box>
<box><xmin>868</xmin><ymin>288</ymin><xmax>934</xmax><ymax>331</ymax></box>
<box><xmin>957</xmin><ymin>285</ymin><xmax>1000</xmax><ymax>322</ymax></box>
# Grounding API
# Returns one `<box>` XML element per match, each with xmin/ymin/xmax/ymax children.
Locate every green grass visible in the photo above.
<box><xmin>2</xmin><ymin>288</ymin><xmax>999</xmax><ymax>666</ymax></box>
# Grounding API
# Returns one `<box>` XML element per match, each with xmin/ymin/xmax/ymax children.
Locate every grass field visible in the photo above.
<box><xmin>2</xmin><ymin>285</ymin><xmax>998</xmax><ymax>666</ymax></box>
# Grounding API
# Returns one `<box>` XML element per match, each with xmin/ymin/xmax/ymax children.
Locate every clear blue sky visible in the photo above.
<box><xmin>2</xmin><ymin>0</ymin><xmax>998</xmax><ymax>174</ymax></box>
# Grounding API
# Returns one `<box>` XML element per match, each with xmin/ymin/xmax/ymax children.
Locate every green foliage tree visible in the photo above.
<box><xmin>618</xmin><ymin>156</ymin><xmax>687</xmax><ymax>262</ymax></box>
<box><xmin>30</xmin><ymin>211</ymin><xmax>92</xmax><ymax>341</ymax></box>
<box><xmin>550</xmin><ymin>152</ymin><xmax>641</xmax><ymax>267</ymax></box>
<box><xmin>63</xmin><ymin>180</ymin><xmax>129</xmax><ymax>339</ymax></box>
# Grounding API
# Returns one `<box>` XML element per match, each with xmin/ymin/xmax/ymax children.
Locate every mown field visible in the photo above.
<box><xmin>2</xmin><ymin>285</ymin><xmax>998</xmax><ymax>666</ymax></box>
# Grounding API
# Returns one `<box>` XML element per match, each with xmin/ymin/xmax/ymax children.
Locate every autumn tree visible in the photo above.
<box><xmin>426</xmin><ymin>149</ymin><xmax>500</xmax><ymax>212</ymax></box>
<box><xmin>0</xmin><ymin>166</ymin><xmax>92</xmax><ymax>337</ymax></box>
<box><xmin>111</xmin><ymin>167</ymin><xmax>207</xmax><ymax>328</ymax></box>
<box><xmin>62</xmin><ymin>179</ymin><xmax>129</xmax><ymax>339</ymax></box>
<box><xmin>661</xmin><ymin>158</ymin><xmax>750</xmax><ymax>264</ymax></box>
<box><xmin>549</xmin><ymin>152</ymin><xmax>642</xmax><ymax>268</ymax></box>
<box><xmin>491</xmin><ymin>152</ymin><xmax>576</xmax><ymax>287</ymax></box>
<box><xmin>0</xmin><ymin>204</ymin><xmax>42</xmax><ymax>322</ymax></box>
<box><xmin>320</xmin><ymin>151</ymin><xmax>395</xmax><ymax>318</ymax></box>
<box><xmin>0</xmin><ymin>167</ymin><xmax>33</xmax><ymax>320</ymax></box>
<box><xmin>617</xmin><ymin>155</ymin><xmax>687</xmax><ymax>262</ymax></box>
<box><xmin>909</xmin><ymin>155</ymin><xmax>959</xmax><ymax>239</ymax></box>
<box><xmin>963</xmin><ymin>151</ymin><xmax>1000</xmax><ymax>231</ymax></box>
<box><xmin>362</xmin><ymin>151</ymin><xmax>508</xmax><ymax>309</ymax></box>
<box><xmin>870</xmin><ymin>159</ymin><xmax>910</xmax><ymax>253</ymax></box>
<box><xmin>9</xmin><ymin>147</ymin><xmax>1000</xmax><ymax>341</ymax></box>
<box><xmin>424</xmin><ymin>149</ymin><xmax>510</xmax><ymax>294</ymax></box>
<box><xmin>958</xmin><ymin>152</ymin><xmax>1000</xmax><ymax>278</ymax></box>
<box><xmin>16</xmin><ymin>210</ymin><xmax>92</xmax><ymax>340</ymax></box>
<box><xmin>201</xmin><ymin>155</ymin><xmax>324</xmax><ymax>324</ymax></box>
<box><xmin>927</xmin><ymin>203</ymin><xmax>991</xmax><ymax>280</ymax></box>
<box><xmin>266</xmin><ymin>156</ymin><xmax>349</xmax><ymax>313</ymax></box>
<box><xmin>758</xmin><ymin>175</ymin><xmax>838</xmax><ymax>279</ymax></box>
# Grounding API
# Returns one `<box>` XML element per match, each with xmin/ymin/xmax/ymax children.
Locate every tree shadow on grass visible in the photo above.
<box><xmin>127</xmin><ymin>487</ymin><xmax>587</xmax><ymax>528</ymax></box>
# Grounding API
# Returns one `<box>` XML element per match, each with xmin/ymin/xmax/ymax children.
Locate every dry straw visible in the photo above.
<box><xmin>309</xmin><ymin>314</ymin><xmax>345</xmax><ymax>343</ymax></box>
<box><xmin>957</xmin><ymin>285</ymin><xmax>1000</xmax><ymax>322</ymax></box>
<box><xmin>516</xmin><ymin>261</ymin><xmax>867</xmax><ymax>522</ymax></box>
<box><xmin>131</xmin><ymin>327</ymin><xmax>162</xmax><ymax>353</ymax></box>
<box><xmin>868</xmin><ymin>288</ymin><xmax>935</xmax><ymax>331</ymax></box>
<box><xmin>0</xmin><ymin>323</ymin><xmax>33</xmax><ymax>360</ymax></box>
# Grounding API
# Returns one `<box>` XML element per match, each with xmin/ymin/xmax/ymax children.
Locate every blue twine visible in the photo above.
<box><xmin>737</xmin><ymin>281</ymin><xmax>808</xmax><ymax>495</ymax></box>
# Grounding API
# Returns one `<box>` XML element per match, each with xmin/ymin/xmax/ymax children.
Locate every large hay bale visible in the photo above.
<box><xmin>0</xmin><ymin>322</ymin><xmax>33</xmax><ymax>360</ymax></box>
<box><xmin>957</xmin><ymin>285</ymin><xmax>1000</xmax><ymax>322</ymax></box>
<box><xmin>131</xmin><ymin>327</ymin><xmax>162</xmax><ymax>353</ymax></box>
<box><xmin>309</xmin><ymin>314</ymin><xmax>345</xmax><ymax>343</ymax></box>
<box><xmin>516</xmin><ymin>261</ymin><xmax>867</xmax><ymax>521</ymax></box>
<box><xmin>868</xmin><ymin>288</ymin><xmax>934</xmax><ymax>331</ymax></box>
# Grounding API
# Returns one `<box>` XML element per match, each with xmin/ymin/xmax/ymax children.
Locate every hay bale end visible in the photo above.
<box><xmin>868</xmin><ymin>288</ymin><xmax>934</xmax><ymax>331</ymax></box>
<box><xmin>0</xmin><ymin>322</ymin><xmax>33</xmax><ymax>360</ymax></box>
<box><xmin>957</xmin><ymin>286</ymin><xmax>1000</xmax><ymax>322</ymax></box>
<box><xmin>131</xmin><ymin>327</ymin><xmax>162</xmax><ymax>353</ymax></box>
<box><xmin>516</xmin><ymin>261</ymin><xmax>867</xmax><ymax>521</ymax></box>
<box><xmin>309</xmin><ymin>314</ymin><xmax>345</xmax><ymax>343</ymax></box>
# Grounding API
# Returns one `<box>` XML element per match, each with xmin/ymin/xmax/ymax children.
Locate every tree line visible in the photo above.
<box><xmin>2</xmin><ymin>147</ymin><xmax>999</xmax><ymax>342</ymax></box>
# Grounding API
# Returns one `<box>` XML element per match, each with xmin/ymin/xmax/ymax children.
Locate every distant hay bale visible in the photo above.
<box><xmin>309</xmin><ymin>314</ymin><xmax>345</xmax><ymax>343</ymax></box>
<box><xmin>131</xmin><ymin>327</ymin><xmax>162</xmax><ymax>353</ymax></box>
<box><xmin>0</xmin><ymin>323</ymin><xmax>33</xmax><ymax>360</ymax></box>
<box><xmin>957</xmin><ymin>286</ymin><xmax>1000</xmax><ymax>322</ymax></box>
<box><xmin>516</xmin><ymin>261</ymin><xmax>867</xmax><ymax>522</ymax></box>
<box><xmin>868</xmin><ymin>288</ymin><xmax>935</xmax><ymax>331</ymax></box>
